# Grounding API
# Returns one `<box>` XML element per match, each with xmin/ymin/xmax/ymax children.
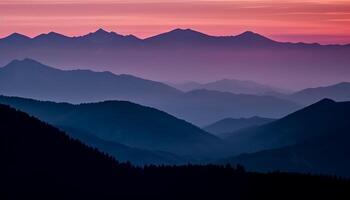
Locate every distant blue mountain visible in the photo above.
<box><xmin>145</xmin><ymin>29</ymin><xmax>212</xmax><ymax>45</ymax></box>
<box><xmin>1</xmin><ymin>29</ymin><xmax>349</xmax><ymax>90</ymax></box>
<box><xmin>143</xmin><ymin>28</ymin><xmax>275</xmax><ymax>47</ymax></box>
<box><xmin>76</xmin><ymin>28</ymin><xmax>140</xmax><ymax>45</ymax></box>
<box><xmin>168</xmin><ymin>89</ymin><xmax>300</xmax><ymax>125</ymax></box>
<box><xmin>0</xmin><ymin>59</ymin><xmax>301</xmax><ymax>125</ymax></box>
<box><xmin>0</xmin><ymin>95</ymin><xmax>227</xmax><ymax>159</ymax></box>
<box><xmin>1</xmin><ymin>33</ymin><xmax>31</xmax><ymax>45</ymax></box>
<box><xmin>0</xmin><ymin>58</ymin><xmax>180</xmax><ymax>103</ymax></box>
<box><xmin>171</xmin><ymin>79</ymin><xmax>290</xmax><ymax>95</ymax></box>
<box><xmin>2</xmin><ymin>103</ymin><xmax>348</xmax><ymax>198</ymax></box>
<box><xmin>221</xmin><ymin>99</ymin><xmax>350</xmax><ymax>177</ymax></box>
<box><xmin>204</xmin><ymin>116</ymin><xmax>275</xmax><ymax>136</ymax></box>
<box><xmin>2</xmin><ymin>28</ymin><xmax>275</xmax><ymax>47</ymax></box>
<box><xmin>224</xmin><ymin>99</ymin><xmax>347</xmax><ymax>153</ymax></box>
<box><xmin>290</xmin><ymin>82</ymin><xmax>350</xmax><ymax>105</ymax></box>
<box><xmin>61</xmin><ymin>126</ymin><xmax>187</xmax><ymax>165</ymax></box>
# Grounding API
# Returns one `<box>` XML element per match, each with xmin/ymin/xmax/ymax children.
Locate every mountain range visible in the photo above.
<box><xmin>0</xmin><ymin>103</ymin><xmax>127</xmax><ymax>199</ymax></box>
<box><xmin>289</xmin><ymin>82</ymin><xmax>350</xmax><ymax>105</ymax></box>
<box><xmin>171</xmin><ymin>79</ymin><xmax>350</xmax><ymax>109</ymax></box>
<box><xmin>170</xmin><ymin>79</ymin><xmax>290</xmax><ymax>95</ymax></box>
<box><xmin>59</xmin><ymin>126</ymin><xmax>186</xmax><ymax>165</ymax></box>
<box><xmin>224</xmin><ymin>98</ymin><xmax>350</xmax><ymax>153</ymax></box>
<box><xmin>203</xmin><ymin>117</ymin><xmax>275</xmax><ymax>137</ymax></box>
<box><xmin>1</xmin><ymin>28</ymin><xmax>350</xmax><ymax>89</ymax></box>
<box><xmin>0</xmin><ymin>59</ymin><xmax>301</xmax><ymax>125</ymax></box>
<box><xmin>221</xmin><ymin>99</ymin><xmax>350</xmax><ymax>177</ymax></box>
<box><xmin>0</xmin><ymin>95</ymin><xmax>227</xmax><ymax>159</ymax></box>
<box><xmin>0</xmin><ymin>58</ymin><xmax>180</xmax><ymax>104</ymax></box>
<box><xmin>2</xmin><ymin>103</ymin><xmax>349</xmax><ymax>199</ymax></box>
<box><xmin>4</xmin><ymin>93</ymin><xmax>350</xmax><ymax>175</ymax></box>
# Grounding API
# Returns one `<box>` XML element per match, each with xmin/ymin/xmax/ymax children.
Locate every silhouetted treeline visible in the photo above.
<box><xmin>0</xmin><ymin>104</ymin><xmax>349</xmax><ymax>200</ymax></box>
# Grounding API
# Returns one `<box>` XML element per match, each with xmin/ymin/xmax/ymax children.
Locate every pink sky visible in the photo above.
<box><xmin>1</xmin><ymin>0</ymin><xmax>350</xmax><ymax>44</ymax></box>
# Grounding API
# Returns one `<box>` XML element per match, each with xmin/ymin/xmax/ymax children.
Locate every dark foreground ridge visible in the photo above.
<box><xmin>0</xmin><ymin>104</ymin><xmax>349</xmax><ymax>199</ymax></box>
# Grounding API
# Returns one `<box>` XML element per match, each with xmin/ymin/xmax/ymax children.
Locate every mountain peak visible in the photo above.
<box><xmin>168</xmin><ymin>28</ymin><xmax>208</xmax><ymax>36</ymax></box>
<box><xmin>2</xmin><ymin>33</ymin><xmax>31</xmax><ymax>43</ymax></box>
<box><xmin>95</xmin><ymin>28</ymin><xmax>109</xmax><ymax>34</ymax></box>
<box><xmin>92</xmin><ymin>28</ymin><xmax>139</xmax><ymax>38</ymax></box>
<box><xmin>91</xmin><ymin>28</ymin><xmax>122</xmax><ymax>36</ymax></box>
<box><xmin>316</xmin><ymin>98</ymin><xmax>336</xmax><ymax>105</ymax></box>
<box><xmin>5</xmin><ymin>58</ymin><xmax>39</xmax><ymax>65</ymax></box>
<box><xmin>171</xmin><ymin>28</ymin><xmax>195</xmax><ymax>33</ymax></box>
<box><xmin>5</xmin><ymin>33</ymin><xmax>30</xmax><ymax>39</ymax></box>
<box><xmin>33</xmin><ymin>32</ymin><xmax>70</xmax><ymax>41</ymax></box>
<box><xmin>298</xmin><ymin>98</ymin><xmax>337</xmax><ymax>111</ymax></box>
<box><xmin>234</xmin><ymin>31</ymin><xmax>274</xmax><ymax>44</ymax></box>
<box><xmin>334</xmin><ymin>82</ymin><xmax>350</xmax><ymax>87</ymax></box>
<box><xmin>146</xmin><ymin>28</ymin><xmax>210</xmax><ymax>42</ymax></box>
<box><xmin>2</xmin><ymin>58</ymin><xmax>52</xmax><ymax>71</ymax></box>
<box><xmin>240</xmin><ymin>31</ymin><xmax>258</xmax><ymax>36</ymax></box>
<box><xmin>81</xmin><ymin>28</ymin><xmax>126</xmax><ymax>41</ymax></box>
<box><xmin>236</xmin><ymin>31</ymin><xmax>263</xmax><ymax>37</ymax></box>
<box><xmin>21</xmin><ymin>58</ymin><xmax>42</xmax><ymax>63</ymax></box>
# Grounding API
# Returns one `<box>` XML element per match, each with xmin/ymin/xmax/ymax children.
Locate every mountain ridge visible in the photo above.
<box><xmin>219</xmin><ymin>98</ymin><xmax>350</xmax><ymax>177</ymax></box>
<box><xmin>204</xmin><ymin>116</ymin><xmax>275</xmax><ymax>136</ymax></box>
<box><xmin>0</xmin><ymin>95</ymin><xmax>227</xmax><ymax>158</ymax></box>
<box><xmin>0</xmin><ymin>58</ymin><xmax>181</xmax><ymax>103</ymax></box>
<box><xmin>2</xmin><ymin>28</ymin><xmax>349</xmax><ymax>46</ymax></box>
<box><xmin>2</xmin><ymin>103</ymin><xmax>349</xmax><ymax>198</ymax></box>
<box><xmin>225</xmin><ymin>98</ymin><xmax>350</xmax><ymax>154</ymax></box>
<box><xmin>290</xmin><ymin>82</ymin><xmax>350</xmax><ymax>104</ymax></box>
<box><xmin>1</xmin><ymin>29</ymin><xmax>349</xmax><ymax>90</ymax></box>
<box><xmin>171</xmin><ymin>79</ymin><xmax>290</xmax><ymax>95</ymax></box>
<box><xmin>0</xmin><ymin>59</ymin><xmax>301</xmax><ymax>125</ymax></box>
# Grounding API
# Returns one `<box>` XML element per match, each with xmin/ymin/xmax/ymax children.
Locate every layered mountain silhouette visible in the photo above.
<box><xmin>59</xmin><ymin>127</ymin><xmax>186</xmax><ymax>165</ymax></box>
<box><xmin>145</xmin><ymin>29</ymin><xmax>275</xmax><ymax>47</ymax></box>
<box><xmin>0</xmin><ymin>59</ymin><xmax>301</xmax><ymax>125</ymax></box>
<box><xmin>204</xmin><ymin>117</ymin><xmax>275</xmax><ymax>136</ymax></box>
<box><xmin>145</xmin><ymin>28</ymin><xmax>212</xmax><ymax>46</ymax></box>
<box><xmin>1</xmin><ymin>29</ymin><xmax>141</xmax><ymax>47</ymax></box>
<box><xmin>0</xmin><ymin>58</ymin><xmax>180</xmax><ymax>103</ymax></box>
<box><xmin>171</xmin><ymin>79</ymin><xmax>289</xmax><ymax>95</ymax></box>
<box><xmin>0</xmin><ymin>103</ymin><xmax>131</xmax><ymax>198</ymax></box>
<box><xmin>225</xmin><ymin>98</ymin><xmax>350</xmax><ymax>153</ymax></box>
<box><xmin>171</xmin><ymin>80</ymin><xmax>350</xmax><ymax>105</ymax></box>
<box><xmin>290</xmin><ymin>82</ymin><xmax>350</xmax><ymax>105</ymax></box>
<box><xmin>2</xmin><ymin>104</ymin><xmax>349</xmax><ymax>199</ymax></box>
<box><xmin>221</xmin><ymin>99</ymin><xmax>350</xmax><ymax>177</ymax></box>
<box><xmin>168</xmin><ymin>89</ymin><xmax>299</xmax><ymax>125</ymax></box>
<box><xmin>76</xmin><ymin>28</ymin><xmax>140</xmax><ymax>45</ymax></box>
<box><xmin>0</xmin><ymin>28</ymin><xmax>276</xmax><ymax>48</ymax></box>
<box><xmin>1</xmin><ymin>29</ymin><xmax>349</xmax><ymax>89</ymax></box>
<box><xmin>0</xmin><ymin>95</ymin><xmax>226</xmax><ymax>158</ymax></box>
<box><xmin>1</xmin><ymin>33</ymin><xmax>31</xmax><ymax>45</ymax></box>
<box><xmin>223</xmin><ymin>133</ymin><xmax>350</xmax><ymax>177</ymax></box>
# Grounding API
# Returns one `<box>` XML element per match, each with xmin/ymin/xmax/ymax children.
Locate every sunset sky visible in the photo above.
<box><xmin>1</xmin><ymin>0</ymin><xmax>350</xmax><ymax>44</ymax></box>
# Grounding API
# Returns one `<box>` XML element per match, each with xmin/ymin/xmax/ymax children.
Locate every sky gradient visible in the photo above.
<box><xmin>1</xmin><ymin>0</ymin><xmax>350</xmax><ymax>44</ymax></box>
